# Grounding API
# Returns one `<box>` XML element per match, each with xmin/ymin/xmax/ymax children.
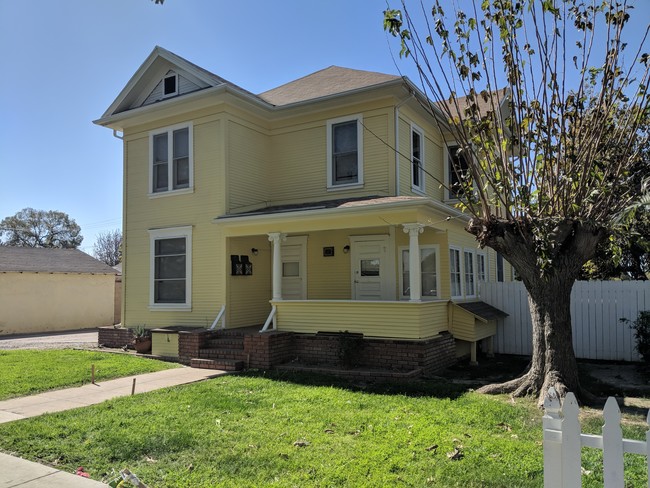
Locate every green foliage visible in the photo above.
<box><xmin>621</xmin><ymin>311</ymin><xmax>650</xmax><ymax>363</ymax></box>
<box><xmin>0</xmin><ymin>350</ymin><xmax>177</xmax><ymax>400</ymax></box>
<box><xmin>0</xmin><ymin>207</ymin><xmax>82</xmax><ymax>248</ymax></box>
<box><xmin>0</xmin><ymin>373</ymin><xmax>547</xmax><ymax>487</ymax></box>
<box><xmin>131</xmin><ymin>324</ymin><xmax>150</xmax><ymax>339</ymax></box>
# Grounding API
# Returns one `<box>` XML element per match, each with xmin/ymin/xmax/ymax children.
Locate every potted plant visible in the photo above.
<box><xmin>132</xmin><ymin>325</ymin><xmax>152</xmax><ymax>354</ymax></box>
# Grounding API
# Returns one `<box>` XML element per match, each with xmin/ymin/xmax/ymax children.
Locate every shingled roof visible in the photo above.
<box><xmin>258</xmin><ymin>66</ymin><xmax>401</xmax><ymax>106</ymax></box>
<box><xmin>0</xmin><ymin>247</ymin><xmax>117</xmax><ymax>274</ymax></box>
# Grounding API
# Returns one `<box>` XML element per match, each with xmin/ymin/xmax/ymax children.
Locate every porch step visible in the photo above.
<box><xmin>199</xmin><ymin>348</ymin><xmax>246</xmax><ymax>361</ymax></box>
<box><xmin>190</xmin><ymin>358</ymin><xmax>245</xmax><ymax>371</ymax></box>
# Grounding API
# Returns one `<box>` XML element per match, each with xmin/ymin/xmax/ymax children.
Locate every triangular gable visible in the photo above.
<box><xmin>101</xmin><ymin>46</ymin><xmax>228</xmax><ymax>118</ymax></box>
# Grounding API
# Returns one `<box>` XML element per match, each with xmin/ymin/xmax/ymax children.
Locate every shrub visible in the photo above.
<box><xmin>621</xmin><ymin>311</ymin><xmax>650</xmax><ymax>363</ymax></box>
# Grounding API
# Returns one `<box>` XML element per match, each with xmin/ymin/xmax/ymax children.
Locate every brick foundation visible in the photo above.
<box><xmin>98</xmin><ymin>326</ymin><xmax>134</xmax><ymax>349</ymax></box>
<box><xmin>245</xmin><ymin>330</ymin><xmax>456</xmax><ymax>377</ymax></box>
<box><xmin>178</xmin><ymin>329</ymin><xmax>216</xmax><ymax>365</ymax></box>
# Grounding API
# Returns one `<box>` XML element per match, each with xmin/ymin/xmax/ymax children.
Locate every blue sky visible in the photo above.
<box><xmin>0</xmin><ymin>0</ymin><xmax>410</xmax><ymax>254</ymax></box>
<box><xmin>1</xmin><ymin>1</ymin><xmax>648</xmax><ymax>255</ymax></box>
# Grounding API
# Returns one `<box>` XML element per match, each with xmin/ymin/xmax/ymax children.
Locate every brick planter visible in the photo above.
<box><xmin>98</xmin><ymin>326</ymin><xmax>134</xmax><ymax>349</ymax></box>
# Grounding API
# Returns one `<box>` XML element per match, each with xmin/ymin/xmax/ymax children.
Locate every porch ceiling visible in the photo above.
<box><xmin>214</xmin><ymin>196</ymin><xmax>467</xmax><ymax>236</ymax></box>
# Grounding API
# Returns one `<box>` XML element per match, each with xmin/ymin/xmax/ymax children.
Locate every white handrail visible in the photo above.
<box><xmin>208</xmin><ymin>305</ymin><xmax>226</xmax><ymax>330</ymax></box>
<box><xmin>260</xmin><ymin>305</ymin><xmax>277</xmax><ymax>332</ymax></box>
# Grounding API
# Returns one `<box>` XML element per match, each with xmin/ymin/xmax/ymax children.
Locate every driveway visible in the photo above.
<box><xmin>0</xmin><ymin>329</ymin><xmax>98</xmax><ymax>350</ymax></box>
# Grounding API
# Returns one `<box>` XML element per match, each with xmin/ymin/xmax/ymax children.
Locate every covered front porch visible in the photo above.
<box><xmin>216</xmin><ymin>196</ymin><xmax>465</xmax><ymax>340</ymax></box>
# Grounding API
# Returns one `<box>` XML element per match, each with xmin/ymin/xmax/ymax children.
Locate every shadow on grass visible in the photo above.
<box><xmin>238</xmin><ymin>368</ymin><xmax>470</xmax><ymax>400</ymax></box>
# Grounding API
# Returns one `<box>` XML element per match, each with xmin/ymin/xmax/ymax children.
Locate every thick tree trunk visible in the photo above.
<box><xmin>472</xmin><ymin>218</ymin><xmax>604</xmax><ymax>406</ymax></box>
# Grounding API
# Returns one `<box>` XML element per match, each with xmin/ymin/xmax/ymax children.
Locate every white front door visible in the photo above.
<box><xmin>281</xmin><ymin>236</ymin><xmax>307</xmax><ymax>300</ymax></box>
<box><xmin>350</xmin><ymin>236</ymin><xmax>392</xmax><ymax>301</ymax></box>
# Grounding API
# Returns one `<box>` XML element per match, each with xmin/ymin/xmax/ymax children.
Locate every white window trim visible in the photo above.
<box><xmin>449</xmin><ymin>245</ymin><xmax>463</xmax><ymax>299</ymax></box>
<box><xmin>326</xmin><ymin>114</ymin><xmax>364</xmax><ymax>190</ymax></box>
<box><xmin>398</xmin><ymin>244</ymin><xmax>440</xmax><ymax>300</ymax></box>
<box><xmin>162</xmin><ymin>73</ymin><xmax>179</xmax><ymax>98</ymax></box>
<box><xmin>410</xmin><ymin>123</ymin><xmax>425</xmax><ymax>194</ymax></box>
<box><xmin>463</xmin><ymin>248</ymin><xmax>477</xmax><ymax>299</ymax></box>
<box><xmin>148</xmin><ymin>122</ymin><xmax>194</xmax><ymax>197</ymax></box>
<box><xmin>149</xmin><ymin>226</ymin><xmax>192</xmax><ymax>310</ymax></box>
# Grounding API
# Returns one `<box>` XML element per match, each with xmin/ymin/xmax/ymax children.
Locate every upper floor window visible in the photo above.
<box><xmin>447</xmin><ymin>144</ymin><xmax>470</xmax><ymax>200</ymax></box>
<box><xmin>327</xmin><ymin>115</ymin><xmax>363</xmax><ymax>189</ymax></box>
<box><xmin>496</xmin><ymin>252</ymin><xmax>504</xmax><ymax>282</ymax></box>
<box><xmin>150</xmin><ymin>124</ymin><xmax>193</xmax><ymax>196</ymax></box>
<box><xmin>163</xmin><ymin>73</ymin><xmax>178</xmax><ymax>98</ymax></box>
<box><xmin>411</xmin><ymin>125</ymin><xmax>424</xmax><ymax>192</ymax></box>
<box><xmin>149</xmin><ymin>227</ymin><xmax>192</xmax><ymax>309</ymax></box>
<box><xmin>400</xmin><ymin>245</ymin><xmax>439</xmax><ymax>298</ymax></box>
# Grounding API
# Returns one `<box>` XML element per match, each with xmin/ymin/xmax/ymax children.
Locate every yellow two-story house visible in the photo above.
<box><xmin>95</xmin><ymin>46</ymin><xmax>511</xmax><ymax>375</ymax></box>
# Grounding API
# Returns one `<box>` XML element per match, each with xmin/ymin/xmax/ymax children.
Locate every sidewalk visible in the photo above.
<box><xmin>0</xmin><ymin>366</ymin><xmax>225</xmax><ymax>486</ymax></box>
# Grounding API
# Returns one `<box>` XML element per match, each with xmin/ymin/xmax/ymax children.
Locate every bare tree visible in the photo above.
<box><xmin>385</xmin><ymin>0</ymin><xmax>649</xmax><ymax>404</ymax></box>
<box><xmin>93</xmin><ymin>229</ymin><xmax>122</xmax><ymax>267</ymax></box>
<box><xmin>0</xmin><ymin>208</ymin><xmax>82</xmax><ymax>248</ymax></box>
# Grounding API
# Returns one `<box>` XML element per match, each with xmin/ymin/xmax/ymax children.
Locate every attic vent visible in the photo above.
<box><xmin>163</xmin><ymin>73</ymin><xmax>178</xmax><ymax>97</ymax></box>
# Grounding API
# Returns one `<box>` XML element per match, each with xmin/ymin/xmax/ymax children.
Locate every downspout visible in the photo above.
<box><xmin>112</xmin><ymin>129</ymin><xmax>124</xmax><ymax>140</ymax></box>
<box><xmin>394</xmin><ymin>95</ymin><xmax>413</xmax><ymax>196</ymax></box>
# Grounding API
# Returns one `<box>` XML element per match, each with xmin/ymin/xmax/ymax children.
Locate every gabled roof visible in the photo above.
<box><xmin>100</xmin><ymin>46</ymin><xmax>255</xmax><ymax>118</ymax></box>
<box><xmin>258</xmin><ymin>66</ymin><xmax>401</xmax><ymax>106</ymax></box>
<box><xmin>0</xmin><ymin>247</ymin><xmax>117</xmax><ymax>274</ymax></box>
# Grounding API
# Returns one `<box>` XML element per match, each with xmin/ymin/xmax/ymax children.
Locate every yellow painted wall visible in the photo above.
<box><xmin>122</xmin><ymin>115</ymin><xmax>227</xmax><ymax>329</ymax></box>
<box><xmin>0</xmin><ymin>273</ymin><xmax>115</xmax><ymax>335</ymax></box>
<box><xmin>274</xmin><ymin>300</ymin><xmax>448</xmax><ymax>339</ymax></box>
<box><xmin>449</xmin><ymin>306</ymin><xmax>497</xmax><ymax>342</ymax></box>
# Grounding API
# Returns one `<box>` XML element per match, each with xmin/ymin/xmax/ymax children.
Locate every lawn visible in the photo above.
<box><xmin>0</xmin><ymin>349</ymin><xmax>179</xmax><ymax>400</ymax></box>
<box><xmin>0</xmin><ymin>368</ymin><xmax>647</xmax><ymax>487</ymax></box>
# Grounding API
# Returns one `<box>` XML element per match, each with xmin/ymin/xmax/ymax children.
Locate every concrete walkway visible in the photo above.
<box><xmin>0</xmin><ymin>366</ymin><xmax>225</xmax><ymax>486</ymax></box>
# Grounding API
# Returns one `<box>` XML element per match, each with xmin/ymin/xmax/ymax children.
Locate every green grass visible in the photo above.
<box><xmin>0</xmin><ymin>371</ymin><xmax>546</xmax><ymax>487</ymax></box>
<box><xmin>0</xmin><ymin>349</ymin><xmax>179</xmax><ymax>400</ymax></box>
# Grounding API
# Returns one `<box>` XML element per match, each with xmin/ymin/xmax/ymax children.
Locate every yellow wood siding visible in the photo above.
<box><xmin>227</xmin><ymin>119</ymin><xmax>270</xmax><ymax>212</ymax></box>
<box><xmin>273</xmin><ymin>300</ymin><xmax>447</xmax><ymax>339</ymax></box>
<box><xmin>450</xmin><ymin>306</ymin><xmax>497</xmax><ymax>342</ymax></box>
<box><xmin>227</xmin><ymin>236</ymin><xmax>272</xmax><ymax>327</ymax></box>
<box><xmin>152</xmin><ymin>332</ymin><xmax>179</xmax><ymax>357</ymax></box>
<box><xmin>122</xmin><ymin>116</ymin><xmax>227</xmax><ymax>329</ymax></box>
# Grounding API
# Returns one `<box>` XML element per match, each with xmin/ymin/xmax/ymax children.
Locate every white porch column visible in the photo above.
<box><xmin>403</xmin><ymin>223</ymin><xmax>424</xmax><ymax>302</ymax></box>
<box><xmin>268</xmin><ymin>232</ymin><xmax>286</xmax><ymax>301</ymax></box>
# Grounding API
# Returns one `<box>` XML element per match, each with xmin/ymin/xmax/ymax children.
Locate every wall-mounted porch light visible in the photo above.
<box><xmin>251</xmin><ymin>248</ymin><xmax>259</xmax><ymax>256</ymax></box>
<box><xmin>343</xmin><ymin>245</ymin><xmax>350</xmax><ymax>254</ymax></box>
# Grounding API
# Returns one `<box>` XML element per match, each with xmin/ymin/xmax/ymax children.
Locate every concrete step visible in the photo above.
<box><xmin>198</xmin><ymin>348</ymin><xmax>246</xmax><ymax>361</ymax></box>
<box><xmin>190</xmin><ymin>358</ymin><xmax>245</xmax><ymax>371</ymax></box>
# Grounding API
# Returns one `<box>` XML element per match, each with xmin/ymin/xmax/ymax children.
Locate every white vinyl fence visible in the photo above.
<box><xmin>480</xmin><ymin>281</ymin><xmax>650</xmax><ymax>361</ymax></box>
<box><xmin>543</xmin><ymin>387</ymin><xmax>650</xmax><ymax>487</ymax></box>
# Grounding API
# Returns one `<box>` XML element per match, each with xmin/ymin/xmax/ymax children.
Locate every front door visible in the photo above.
<box><xmin>350</xmin><ymin>236</ymin><xmax>392</xmax><ymax>300</ymax></box>
<box><xmin>281</xmin><ymin>236</ymin><xmax>307</xmax><ymax>300</ymax></box>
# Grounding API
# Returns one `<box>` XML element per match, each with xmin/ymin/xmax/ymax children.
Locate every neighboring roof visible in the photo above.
<box><xmin>456</xmin><ymin>301</ymin><xmax>509</xmax><ymax>322</ymax></box>
<box><xmin>0</xmin><ymin>247</ymin><xmax>117</xmax><ymax>274</ymax></box>
<box><xmin>436</xmin><ymin>88</ymin><xmax>510</xmax><ymax>120</ymax></box>
<box><xmin>113</xmin><ymin>263</ymin><xmax>122</xmax><ymax>274</ymax></box>
<box><xmin>258</xmin><ymin>66</ymin><xmax>401</xmax><ymax>106</ymax></box>
<box><xmin>217</xmin><ymin>195</ymin><xmax>425</xmax><ymax>219</ymax></box>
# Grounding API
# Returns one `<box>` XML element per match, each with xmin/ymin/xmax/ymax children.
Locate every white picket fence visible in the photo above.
<box><xmin>543</xmin><ymin>387</ymin><xmax>650</xmax><ymax>487</ymax></box>
<box><xmin>480</xmin><ymin>280</ymin><xmax>650</xmax><ymax>361</ymax></box>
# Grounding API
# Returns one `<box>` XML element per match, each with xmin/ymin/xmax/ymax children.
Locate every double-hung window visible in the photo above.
<box><xmin>464</xmin><ymin>250</ymin><xmax>476</xmax><ymax>297</ymax></box>
<box><xmin>400</xmin><ymin>245</ymin><xmax>439</xmax><ymax>298</ymax></box>
<box><xmin>449</xmin><ymin>247</ymin><xmax>462</xmax><ymax>298</ymax></box>
<box><xmin>447</xmin><ymin>144</ymin><xmax>470</xmax><ymax>199</ymax></box>
<box><xmin>149</xmin><ymin>227</ymin><xmax>192</xmax><ymax>309</ymax></box>
<box><xmin>327</xmin><ymin>115</ymin><xmax>363</xmax><ymax>188</ymax></box>
<box><xmin>496</xmin><ymin>252</ymin><xmax>504</xmax><ymax>282</ymax></box>
<box><xmin>150</xmin><ymin>124</ymin><xmax>193</xmax><ymax>195</ymax></box>
<box><xmin>411</xmin><ymin>125</ymin><xmax>424</xmax><ymax>192</ymax></box>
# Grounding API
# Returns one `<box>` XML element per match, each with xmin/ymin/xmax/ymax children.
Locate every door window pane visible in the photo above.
<box><xmin>283</xmin><ymin>262</ymin><xmax>299</xmax><ymax>277</ymax></box>
<box><xmin>360</xmin><ymin>259</ymin><xmax>380</xmax><ymax>277</ymax></box>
